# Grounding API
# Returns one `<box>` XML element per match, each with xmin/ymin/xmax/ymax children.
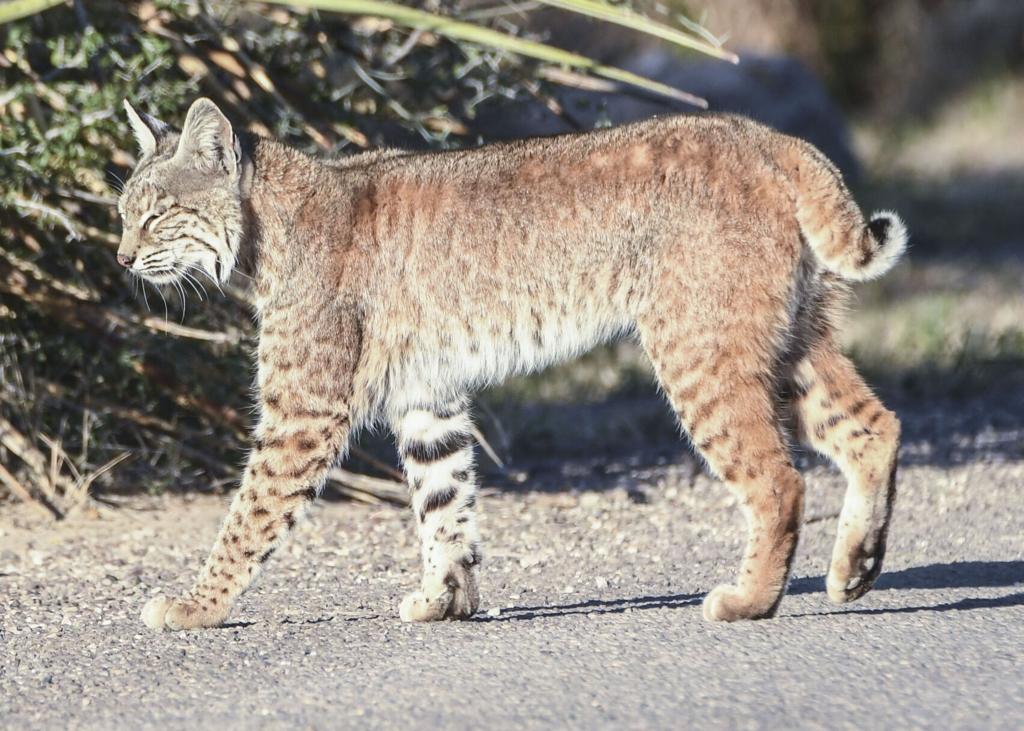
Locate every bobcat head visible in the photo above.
<box><xmin>117</xmin><ymin>98</ymin><xmax>244</xmax><ymax>285</ymax></box>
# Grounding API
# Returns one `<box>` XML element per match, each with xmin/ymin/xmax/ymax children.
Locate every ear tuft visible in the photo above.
<box><xmin>123</xmin><ymin>99</ymin><xmax>169</xmax><ymax>159</ymax></box>
<box><xmin>175</xmin><ymin>98</ymin><xmax>238</xmax><ymax>176</ymax></box>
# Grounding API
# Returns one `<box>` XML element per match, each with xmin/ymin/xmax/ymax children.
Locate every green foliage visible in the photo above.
<box><xmin>0</xmin><ymin>1</ymin><xmax>721</xmax><ymax>498</ymax></box>
<box><xmin>265</xmin><ymin>0</ymin><xmax>725</xmax><ymax>104</ymax></box>
<box><xmin>1</xmin><ymin>10</ymin><xmax>192</xmax><ymax>202</ymax></box>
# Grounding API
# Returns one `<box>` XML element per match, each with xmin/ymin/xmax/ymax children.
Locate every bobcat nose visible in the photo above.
<box><xmin>117</xmin><ymin>253</ymin><xmax>135</xmax><ymax>268</ymax></box>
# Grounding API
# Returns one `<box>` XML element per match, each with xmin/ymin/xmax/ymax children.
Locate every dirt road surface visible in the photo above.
<box><xmin>2</xmin><ymin>397</ymin><xmax>1023</xmax><ymax>730</ymax></box>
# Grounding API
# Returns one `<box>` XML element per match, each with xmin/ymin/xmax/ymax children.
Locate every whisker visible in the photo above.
<box><xmin>151</xmin><ymin>280</ymin><xmax>169</xmax><ymax>322</ymax></box>
<box><xmin>170</xmin><ymin>274</ymin><xmax>187</xmax><ymax>323</ymax></box>
<box><xmin>193</xmin><ymin>266</ymin><xmax>224</xmax><ymax>297</ymax></box>
<box><xmin>178</xmin><ymin>268</ymin><xmax>202</xmax><ymax>301</ymax></box>
<box><xmin>108</xmin><ymin>170</ymin><xmax>126</xmax><ymax>193</ymax></box>
<box><xmin>139</xmin><ymin>276</ymin><xmax>152</xmax><ymax>313</ymax></box>
<box><xmin>182</xmin><ymin>269</ymin><xmax>207</xmax><ymax>301</ymax></box>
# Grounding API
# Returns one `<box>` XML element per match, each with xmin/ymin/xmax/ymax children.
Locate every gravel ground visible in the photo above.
<box><xmin>2</xmin><ymin>395</ymin><xmax>1023</xmax><ymax>730</ymax></box>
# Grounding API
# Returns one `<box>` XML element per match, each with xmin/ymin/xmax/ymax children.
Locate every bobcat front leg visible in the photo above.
<box><xmin>394</xmin><ymin>400</ymin><xmax>482</xmax><ymax>621</ymax></box>
<box><xmin>142</xmin><ymin>309</ymin><xmax>361</xmax><ymax>631</ymax></box>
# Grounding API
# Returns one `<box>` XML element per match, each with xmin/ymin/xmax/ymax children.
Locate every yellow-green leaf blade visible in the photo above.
<box><xmin>0</xmin><ymin>0</ymin><xmax>65</xmax><ymax>25</ymax></box>
<box><xmin>259</xmin><ymin>0</ymin><xmax>707</xmax><ymax>107</ymax></box>
<box><xmin>535</xmin><ymin>0</ymin><xmax>737</xmax><ymax>64</ymax></box>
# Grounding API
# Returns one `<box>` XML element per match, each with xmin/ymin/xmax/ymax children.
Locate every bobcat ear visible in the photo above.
<box><xmin>123</xmin><ymin>99</ymin><xmax>170</xmax><ymax>159</ymax></box>
<box><xmin>175</xmin><ymin>97</ymin><xmax>239</xmax><ymax>176</ymax></box>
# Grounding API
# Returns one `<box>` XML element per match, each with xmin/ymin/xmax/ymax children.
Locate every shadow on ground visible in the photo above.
<box><xmin>472</xmin><ymin>592</ymin><xmax>702</xmax><ymax>623</ymax></box>
<box><xmin>791</xmin><ymin>560</ymin><xmax>1024</xmax><ymax>595</ymax></box>
<box><xmin>470</xmin><ymin>561</ymin><xmax>1024</xmax><ymax>624</ymax></box>
<box><xmin>789</xmin><ymin>560</ymin><xmax>1024</xmax><ymax>617</ymax></box>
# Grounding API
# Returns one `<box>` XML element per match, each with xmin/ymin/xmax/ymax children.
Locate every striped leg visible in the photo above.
<box><xmin>791</xmin><ymin>342</ymin><xmax>900</xmax><ymax>604</ymax></box>
<box><xmin>142</xmin><ymin>410</ymin><xmax>350</xmax><ymax>630</ymax></box>
<box><xmin>394</xmin><ymin>400</ymin><xmax>482</xmax><ymax>622</ymax></box>
<box><xmin>639</xmin><ymin>288</ymin><xmax>803</xmax><ymax>621</ymax></box>
<box><xmin>141</xmin><ymin>309</ymin><xmax>362</xmax><ymax>631</ymax></box>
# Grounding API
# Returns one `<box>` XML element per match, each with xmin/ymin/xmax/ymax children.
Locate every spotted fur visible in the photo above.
<box><xmin>122</xmin><ymin>98</ymin><xmax>906</xmax><ymax>631</ymax></box>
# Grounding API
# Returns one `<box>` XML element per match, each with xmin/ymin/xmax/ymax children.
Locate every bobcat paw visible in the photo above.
<box><xmin>141</xmin><ymin>594</ymin><xmax>228</xmax><ymax>631</ymax></box>
<box><xmin>827</xmin><ymin>550</ymin><xmax>883</xmax><ymax>604</ymax></box>
<box><xmin>702</xmin><ymin>584</ymin><xmax>779</xmax><ymax>622</ymax></box>
<box><xmin>399</xmin><ymin>565</ymin><xmax>480</xmax><ymax>622</ymax></box>
<box><xmin>399</xmin><ymin>589</ymin><xmax>455</xmax><ymax>622</ymax></box>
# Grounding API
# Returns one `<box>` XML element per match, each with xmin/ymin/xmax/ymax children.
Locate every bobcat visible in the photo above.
<box><xmin>119</xmin><ymin>98</ymin><xmax>905</xmax><ymax>630</ymax></box>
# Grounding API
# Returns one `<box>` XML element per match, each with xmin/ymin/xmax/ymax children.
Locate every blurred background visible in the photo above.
<box><xmin>1</xmin><ymin>0</ymin><xmax>1022</xmax><ymax>517</ymax></box>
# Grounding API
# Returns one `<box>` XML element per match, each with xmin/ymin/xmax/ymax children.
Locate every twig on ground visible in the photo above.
<box><xmin>326</xmin><ymin>466</ymin><xmax>408</xmax><ymax>506</ymax></box>
<box><xmin>475</xmin><ymin>399</ymin><xmax>513</xmax><ymax>464</ymax></box>
<box><xmin>472</xmin><ymin>426</ymin><xmax>506</xmax><ymax>470</ymax></box>
<box><xmin>68</xmin><ymin>451</ymin><xmax>132</xmax><ymax>509</ymax></box>
<box><xmin>0</xmin><ymin>461</ymin><xmax>63</xmax><ymax>520</ymax></box>
<box><xmin>350</xmin><ymin>446</ymin><xmax>407</xmax><ymax>482</ymax></box>
<box><xmin>0</xmin><ymin>415</ymin><xmax>73</xmax><ymax>493</ymax></box>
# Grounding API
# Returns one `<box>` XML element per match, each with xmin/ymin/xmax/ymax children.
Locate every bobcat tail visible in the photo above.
<box><xmin>782</xmin><ymin>140</ymin><xmax>908</xmax><ymax>282</ymax></box>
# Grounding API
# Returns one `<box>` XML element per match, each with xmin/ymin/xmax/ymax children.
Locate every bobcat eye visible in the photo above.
<box><xmin>140</xmin><ymin>212</ymin><xmax>159</xmax><ymax>231</ymax></box>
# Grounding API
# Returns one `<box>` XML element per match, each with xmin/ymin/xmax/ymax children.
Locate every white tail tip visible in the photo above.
<box><xmin>854</xmin><ymin>210</ymin><xmax>908</xmax><ymax>281</ymax></box>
